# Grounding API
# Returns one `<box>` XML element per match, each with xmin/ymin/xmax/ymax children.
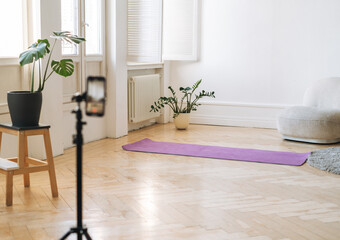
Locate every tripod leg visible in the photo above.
<box><xmin>60</xmin><ymin>230</ymin><xmax>73</xmax><ymax>240</ymax></box>
<box><xmin>83</xmin><ymin>229</ymin><xmax>92</xmax><ymax>240</ymax></box>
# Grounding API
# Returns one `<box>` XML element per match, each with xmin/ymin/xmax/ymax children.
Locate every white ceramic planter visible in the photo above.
<box><xmin>174</xmin><ymin>113</ymin><xmax>190</xmax><ymax>130</ymax></box>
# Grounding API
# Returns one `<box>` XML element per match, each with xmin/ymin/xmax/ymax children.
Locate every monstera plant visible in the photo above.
<box><xmin>19</xmin><ymin>31</ymin><xmax>85</xmax><ymax>92</ymax></box>
<box><xmin>7</xmin><ymin>31</ymin><xmax>85</xmax><ymax>127</ymax></box>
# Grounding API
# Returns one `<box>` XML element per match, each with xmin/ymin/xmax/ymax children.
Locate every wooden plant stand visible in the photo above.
<box><xmin>0</xmin><ymin>123</ymin><xmax>58</xmax><ymax>206</ymax></box>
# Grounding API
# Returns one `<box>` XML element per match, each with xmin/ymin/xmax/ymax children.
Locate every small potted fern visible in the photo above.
<box><xmin>7</xmin><ymin>31</ymin><xmax>85</xmax><ymax>127</ymax></box>
<box><xmin>151</xmin><ymin>79</ymin><xmax>215</xmax><ymax>129</ymax></box>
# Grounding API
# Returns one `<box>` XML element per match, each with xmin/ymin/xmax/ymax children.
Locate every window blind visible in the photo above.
<box><xmin>127</xmin><ymin>0</ymin><xmax>162</xmax><ymax>63</ymax></box>
<box><xmin>162</xmin><ymin>0</ymin><xmax>198</xmax><ymax>61</ymax></box>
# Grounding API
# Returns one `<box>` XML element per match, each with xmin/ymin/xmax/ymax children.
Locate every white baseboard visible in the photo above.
<box><xmin>128</xmin><ymin>119</ymin><xmax>157</xmax><ymax>132</ymax></box>
<box><xmin>189</xmin><ymin>101</ymin><xmax>291</xmax><ymax>129</ymax></box>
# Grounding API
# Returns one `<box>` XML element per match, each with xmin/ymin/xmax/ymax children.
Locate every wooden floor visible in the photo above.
<box><xmin>1</xmin><ymin>123</ymin><xmax>340</xmax><ymax>240</ymax></box>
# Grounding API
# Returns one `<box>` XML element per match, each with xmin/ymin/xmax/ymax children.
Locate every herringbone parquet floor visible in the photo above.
<box><xmin>1</xmin><ymin>123</ymin><xmax>340</xmax><ymax>240</ymax></box>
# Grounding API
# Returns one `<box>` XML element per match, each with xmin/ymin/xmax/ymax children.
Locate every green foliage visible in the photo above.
<box><xmin>51</xmin><ymin>31</ymin><xmax>86</xmax><ymax>44</ymax></box>
<box><xmin>19</xmin><ymin>40</ymin><xmax>50</xmax><ymax>66</ymax></box>
<box><xmin>150</xmin><ymin>79</ymin><xmax>215</xmax><ymax>118</ymax></box>
<box><xmin>51</xmin><ymin>59</ymin><xmax>74</xmax><ymax>77</ymax></box>
<box><xmin>18</xmin><ymin>31</ymin><xmax>85</xmax><ymax>92</ymax></box>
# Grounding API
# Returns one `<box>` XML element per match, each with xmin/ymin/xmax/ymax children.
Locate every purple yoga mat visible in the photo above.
<box><xmin>122</xmin><ymin>138</ymin><xmax>310</xmax><ymax>166</ymax></box>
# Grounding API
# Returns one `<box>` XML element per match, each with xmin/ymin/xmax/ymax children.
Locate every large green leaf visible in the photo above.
<box><xmin>51</xmin><ymin>31</ymin><xmax>85</xmax><ymax>44</ymax></box>
<box><xmin>51</xmin><ymin>59</ymin><xmax>74</xmax><ymax>77</ymax></box>
<box><xmin>37</xmin><ymin>39</ymin><xmax>51</xmax><ymax>53</ymax></box>
<box><xmin>19</xmin><ymin>39</ymin><xmax>50</xmax><ymax>66</ymax></box>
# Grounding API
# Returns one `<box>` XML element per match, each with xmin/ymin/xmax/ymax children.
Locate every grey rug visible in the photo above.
<box><xmin>307</xmin><ymin>147</ymin><xmax>340</xmax><ymax>174</ymax></box>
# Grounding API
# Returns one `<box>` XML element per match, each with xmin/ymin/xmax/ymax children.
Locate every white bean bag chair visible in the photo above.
<box><xmin>277</xmin><ymin>77</ymin><xmax>340</xmax><ymax>144</ymax></box>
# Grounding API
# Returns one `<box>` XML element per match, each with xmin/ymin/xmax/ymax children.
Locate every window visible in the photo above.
<box><xmin>85</xmin><ymin>0</ymin><xmax>102</xmax><ymax>55</ymax></box>
<box><xmin>61</xmin><ymin>0</ymin><xmax>105</xmax><ymax>103</ymax></box>
<box><xmin>61</xmin><ymin>0</ymin><xmax>81</xmax><ymax>102</ymax></box>
<box><xmin>162</xmin><ymin>0</ymin><xmax>198</xmax><ymax>61</ymax></box>
<box><xmin>0</xmin><ymin>0</ymin><xmax>24</xmax><ymax>57</ymax></box>
<box><xmin>127</xmin><ymin>0</ymin><xmax>163</xmax><ymax>62</ymax></box>
<box><xmin>127</xmin><ymin>0</ymin><xmax>198</xmax><ymax>63</ymax></box>
<box><xmin>61</xmin><ymin>0</ymin><xmax>79</xmax><ymax>55</ymax></box>
<box><xmin>0</xmin><ymin>0</ymin><xmax>30</xmax><ymax>113</ymax></box>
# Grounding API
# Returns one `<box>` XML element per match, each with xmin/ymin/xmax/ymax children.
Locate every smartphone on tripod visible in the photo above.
<box><xmin>85</xmin><ymin>76</ymin><xmax>106</xmax><ymax>117</ymax></box>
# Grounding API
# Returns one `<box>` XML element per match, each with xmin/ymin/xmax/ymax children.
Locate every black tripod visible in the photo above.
<box><xmin>61</xmin><ymin>93</ymin><xmax>92</xmax><ymax>240</ymax></box>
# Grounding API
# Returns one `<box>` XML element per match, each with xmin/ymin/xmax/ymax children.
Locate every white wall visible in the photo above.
<box><xmin>169</xmin><ymin>0</ymin><xmax>340</xmax><ymax>128</ymax></box>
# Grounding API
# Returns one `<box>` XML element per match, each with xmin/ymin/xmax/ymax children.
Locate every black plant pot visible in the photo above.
<box><xmin>7</xmin><ymin>91</ymin><xmax>42</xmax><ymax>127</ymax></box>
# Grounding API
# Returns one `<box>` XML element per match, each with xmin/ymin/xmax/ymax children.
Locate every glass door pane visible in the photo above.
<box><xmin>85</xmin><ymin>0</ymin><xmax>102</xmax><ymax>55</ymax></box>
<box><xmin>61</xmin><ymin>0</ymin><xmax>79</xmax><ymax>55</ymax></box>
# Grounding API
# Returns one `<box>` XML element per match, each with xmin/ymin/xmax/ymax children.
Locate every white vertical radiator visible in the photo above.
<box><xmin>129</xmin><ymin>74</ymin><xmax>161</xmax><ymax>123</ymax></box>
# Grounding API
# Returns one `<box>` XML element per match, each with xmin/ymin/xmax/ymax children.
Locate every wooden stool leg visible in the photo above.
<box><xmin>6</xmin><ymin>171</ymin><xmax>14</xmax><ymax>206</ymax></box>
<box><xmin>0</xmin><ymin>131</ymin><xmax>2</xmax><ymax>153</ymax></box>
<box><xmin>17</xmin><ymin>132</ymin><xmax>29</xmax><ymax>188</ymax></box>
<box><xmin>23</xmin><ymin>135</ymin><xmax>30</xmax><ymax>187</ymax></box>
<box><xmin>43</xmin><ymin>129</ymin><xmax>58</xmax><ymax>198</ymax></box>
